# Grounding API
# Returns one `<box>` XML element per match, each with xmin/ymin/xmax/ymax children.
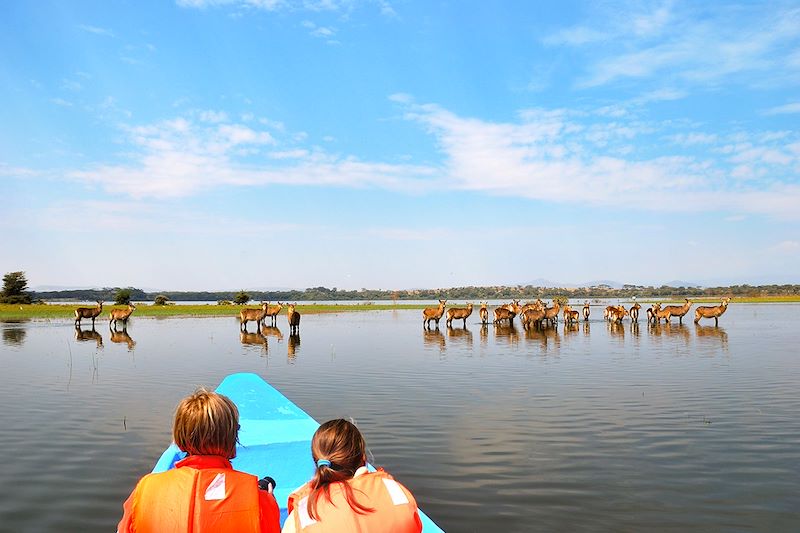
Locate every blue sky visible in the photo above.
<box><xmin>1</xmin><ymin>0</ymin><xmax>799</xmax><ymax>291</ymax></box>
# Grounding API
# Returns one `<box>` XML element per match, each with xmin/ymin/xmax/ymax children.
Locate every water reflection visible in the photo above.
<box><xmin>1</xmin><ymin>320</ymin><xmax>28</xmax><ymax>347</ymax></box>
<box><xmin>563</xmin><ymin>322</ymin><xmax>580</xmax><ymax>338</ymax></box>
<box><xmin>261</xmin><ymin>325</ymin><xmax>284</xmax><ymax>342</ymax></box>
<box><xmin>695</xmin><ymin>324</ymin><xmax>729</xmax><ymax>351</ymax></box>
<box><xmin>650</xmin><ymin>322</ymin><xmax>691</xmax><ymax>344</ymax></box>
<box><xmin>609</xmin><ymin>320</ymin><xmax>625</xmax><ymax>339</ymax></box>
<box><xmin>240</xmin><ymin>330</ymin><xmax>268</xmax><ymax>354</ymax></box>
<box><xmin>422</xmin><ymin>328</ymin><xmax>445</xmax><ymax>353</ymax></box>
<box><xmin>109</xmin><ymin>328</ymin><xmax>136</xmax><ymax>350</ymax></box>
<box><xmin>446</xmin><ymin>325</ymin><xmax>473</xmax><ymax>347</ymax></box>
<box><xmin>494</xmin><ymin>323</ymin><xmax>519</xmax><ymax>348</ymax></box>
<box><xmin>287</xmin><ymin>333</ymin><xmax>300</xmax><ymax>362</ymax></box>
<box><xmin>74</xmin><ymin>326</ymin><xmax>103</xmax><ymax>348</ymax></box>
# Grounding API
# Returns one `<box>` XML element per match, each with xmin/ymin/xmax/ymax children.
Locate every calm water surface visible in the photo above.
<box><xmin>1</xmin><ymin>305</ymin><xmax>799</xmax><ymax>532</ymax></box>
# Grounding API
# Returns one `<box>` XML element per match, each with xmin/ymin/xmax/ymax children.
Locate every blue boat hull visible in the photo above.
<box><xmin>152</xmin><ymin>373</ymin><xmax>443</xmax><ymax>531</ymax></box>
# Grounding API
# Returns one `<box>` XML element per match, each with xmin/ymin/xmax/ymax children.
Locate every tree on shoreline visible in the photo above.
<box><xmin>1</xmin><ymin>271</ymin><xmax>32</xmax><ymax>304</ymax></box>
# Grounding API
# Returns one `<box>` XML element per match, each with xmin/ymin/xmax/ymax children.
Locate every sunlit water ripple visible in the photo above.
<box><xmin>0</xmin><ymin>304</ymin><xmax>798</xmax><ymax>531</ymax></box>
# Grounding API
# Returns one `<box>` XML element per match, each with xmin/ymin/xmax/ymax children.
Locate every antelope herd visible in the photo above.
<box><xmin>67</xmin><ymin>297</ymin><xmax>733</xmax><ymax>355</ymax></box>
<box><xmin>424</xmin><ymin>297</ymin><xmax>734</xmax><ymax>331</ymax></box>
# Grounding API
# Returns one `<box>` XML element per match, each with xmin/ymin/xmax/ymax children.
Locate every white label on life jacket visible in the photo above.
<box><xmin>382</xmin><ymin>478</ymin><xmax>409</xmax><ymax>506</ymax></box>
<box><xmin>297</xmin><ymin>496</ymin><xmax>319</xmax><ymax>529</ymax></box>
<box><xmin>205</xmin><ymin>473</ymin><xmax>226</xmax><ymax>501</ymax></box>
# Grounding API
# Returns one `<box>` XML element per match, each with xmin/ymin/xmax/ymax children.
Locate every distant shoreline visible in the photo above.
<box><xmin>1</xmin><ymin>297</ymin><xmax>798</xmax><ymax>320</ymax></box>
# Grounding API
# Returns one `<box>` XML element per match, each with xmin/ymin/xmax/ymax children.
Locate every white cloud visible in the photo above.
<box><xmin>550</xmin><ymin>4</ymin><xmax>800</xmax><ymax>89</ymax></box>
<box><xmin>78</xmin><ymin>24</ymin><xmax>115</xmax><ymax>37</ymax></box>
<box><xmin>764</xmin><ymin>102</ymin><xmax>800</xmax><ymax>115</ymax></box>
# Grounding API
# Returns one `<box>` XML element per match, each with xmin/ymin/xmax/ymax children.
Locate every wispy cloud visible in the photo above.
<box><xmin>68</xmin><ymin>112</ymin><xmax>437</xmax><ymax>198</ymax></box>
<box><xmin>58</xmin><ymin>96</ymin><xmax>800</xmax><ymax>220</ymax></box>
<box><xmin>78</xmin><ymin>24</ymin><xmax>115</xmax><ymax>37</ymax></box>
<box><xmin>764</xmin><ymin>102</ymin><xmax>800</xmax><ymax>115</ymax></box>
<box><xmin>397</xmin><ymin>98</ymin><xmax>800</xmax><ymax>220</ymax></box>
<box><xmin>544</xmin><ymin>3</ymin><xmax>800</xmax><ymax>89</ymax></box>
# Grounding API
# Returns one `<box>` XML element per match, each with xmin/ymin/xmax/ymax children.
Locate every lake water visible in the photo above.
<box><xmin>1</xmin><ymin>305</ymin><xmax>798</xmax><ymax>532</ymax></box>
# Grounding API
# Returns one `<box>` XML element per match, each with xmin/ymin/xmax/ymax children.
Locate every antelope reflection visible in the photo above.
<box><xmin>649</xmin><ymin>322</ymin><xmax>691</xmax><ymax>344</ymax></box>
<box><xmin>695</xmin><ymin>324</ymin><xmax>729</xmax><ymax>350</ymax></box>
<box><xmin>423</xmin><ymin>328</ymin><xmax>445</xmax><ymax>353</ymax></box>
<box><xmin>261</xmin><ymin>325</ymin><xmax>284</xmax><ymax>342</ymax></box>
<box><xmin>74</xmin><ymin>326</ymin><xmax>103</xmax><ymax>348</ymax></box>
<box><xmin>287</xmin><ymin>333</ymin><xmax>300</xmax><ymax>361</ymax></box>
<box><xmin>446</xmin><ymin>325</ymin><xmax>473</xmax><ymax>347</ymax></box>
<box><xmin>494</xmin><ymin>323</ymin><xmax>519</xmax><ymax>347</ymax></box>
<box><xmin>240</xmin><ymin>330</ymin><xmax>268</xmax><ymax>354</ymax></box>
<box><xmin>480</xmin><ymin>323</ymin><xmax>488</xmax><ymax>347</ymax></box>
<box><xmin>110</xmin><ymin>328</ymin><xmax>136</xmax><ymax>350</ymax></box>
<box><xmin>524</xmin><ymin>323</ymin><xmax>560</xmax><ymax>352</ymax></box>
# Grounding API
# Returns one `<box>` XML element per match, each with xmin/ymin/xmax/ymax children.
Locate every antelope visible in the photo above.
<box><xmin>662</xmin><ymin>298</ymin><xmax>692</xmax><ymax>324</ymax></box>
<box><xmin>493</xmin><ymin>306</ymin><xmax>516</xmax><ymax>325</ymax></box>
<box><xmin>520</xmin><ymin>304</ymin><xmax>545</xmax><ymax>330</ymax></box>
<box><xmin>75</xmin><ymin>301</ymin><xmax>103</xmax><ymax>328</ymax></box>
<box><xmin>646</xmin><ymin>304</ymin><xmax>659</xmax><ymax>324</ymax></box>
<box><xmin>287</xmin><ymin>303</ymin><xmax>301</xmax><ymax>334</ymax></box>
<box><xmin>265</xmin><ymin>302</ymin><xmax>283</xmax><ymax>325</ymax></box>
<box><xmin>240</xmin><ymin>302</ymin><xmax>269</xmax><ymax>331</ymax></box>
<box><xmin>563</xmin><ymin>305</ymin><xmax>580</xmax><ymax>324</ymax></box>
<box><xmin>648</xmin><ymin>303</ymin><xmax>671</xmax><ymax>324</ymax></box>
<box><xmin>109</xmin><ymin>303</ymin><xmax>136</xmax><ymax>330</ymax></box>
<box><xmin>479</xmin><ymin>302</ymin><xmax>489</xmax><ymax>324</ymax></box>
<box><xmin>609</xmin><ymin>306</ymin><xmax>628</xmax><ymax>323</ymax></box>
<box><xmin>543</xmin><ymin>300</ymin><xmax>560</xmax><ymax>327</ymax></box>
<box><xmin>583</xmin><ymin>302</ymin><xmax>590</xmax><ymax>321</ymax></box>
<box><xmin>629</xmin><ymin>303</ymin><xmax>641</xmax><ymax>322</ymax></box>
<box><xmin>694</xmin><ymin>298</ymin><xmax>731</xmax><ymax>326</ymax></box>
<box><xmin>423</xmin><ymin>300</ymin><xmax>447</xmax><ymax>329</ymax></box>
<box><xmin>446</xmin><ymin>303</ymin><xmax>473</xmax><ymax>327</ymax></box>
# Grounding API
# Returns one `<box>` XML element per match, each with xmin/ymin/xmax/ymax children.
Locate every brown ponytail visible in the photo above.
<box><xmin>307</xmin><ymin>419</ymin><xmax>376</xmax><ymax>520</ymax></box>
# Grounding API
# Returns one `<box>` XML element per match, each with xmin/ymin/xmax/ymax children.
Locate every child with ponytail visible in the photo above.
<box><xmin>283</xmin><ymin>419</ymin><xmax>422</xmax><ymax>533</ymax></box>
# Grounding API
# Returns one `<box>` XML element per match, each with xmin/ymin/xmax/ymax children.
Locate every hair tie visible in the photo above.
<box><xmin>316</xmin><ymin>459</ymin><xmax>331</xmax><ymax>468</ymax></box>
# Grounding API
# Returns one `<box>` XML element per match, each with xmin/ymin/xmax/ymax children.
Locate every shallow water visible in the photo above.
<box><xmin>1</xmin><ymin>305</ymin><xmax>799</xmax><ymax>532</ymax></box>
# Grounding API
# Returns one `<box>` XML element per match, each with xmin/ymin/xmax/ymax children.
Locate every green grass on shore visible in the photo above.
<box><xmin>1</xmin><ymin>296</ymin><xmax>798</xmax><ymax>321</ymax></box>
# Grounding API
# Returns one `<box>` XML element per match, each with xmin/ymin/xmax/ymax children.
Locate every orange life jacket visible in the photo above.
<box><xmin>118</xmin><ymin>455</ymin><xmax>278</xmax><ymax>533</ymax></box>
<box><xmin>288</xmin><ymin>470</ymin><xmax>422</xmax><ymax>533</ymax></box>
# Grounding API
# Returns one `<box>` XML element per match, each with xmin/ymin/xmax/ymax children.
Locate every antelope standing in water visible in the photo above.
<box><xmin>543</xmin><ymin>300</ymin><xmax>560</xmax><ymax>327</ymax></box>
<box><xmin>287</xmin><ymin>303</ymin><xmax>301</xmax><ymax>334</ymax></box>
<box><xmin>109</xmin><ymin>303</ymin><xmax>136</xmax><ymax>330</ymax></box>
<box><xmin>479</xmin><ymin>302</ymin><xmax>489</xmax><ymax>324</ymax></box>
<box><xmin>446</xmin><ymin>303</ymin><xmax>473</xmax><ymax>327</ymax></box>
<box><xmin>563</xmin><ymin>305</ymin><xmax>580</xmax><ymax>324</ymax></box>
<box><xmin>583</xmin><ymin>302</ymin><xmax>590</xmax><ymax>321</ymax></box>
<box><xmin>75</xmin><ymin>301</ymin><xmax>103</xmax><ymax>328</ymax></box>
<box><xmin>694</xmin><ymin>298</ymin><xmax>731</xmax><ymax>326</ymax></box>
<box><xmin>265</xmin><ymin>302</ymin><xmax>283</xmax><ymax>325</ymax></box>
<box><xmin>493</xmin><ymin>300</ymin><xmax>520</xmax><ymax>325</ymax></box>
<box><xmin>662</xmin><ymin>298</ymin><xmax>692</xmax><ymax>324</ymax></box>
<box><xmin>608</xmin><ymin>306</ymin><xmax>628</xmax><ymax>324</ymax></box>
<box><xmin>240</xmin><ymin>302</ymin><xmax>269</xmax><ymax>331</ymax></box>
<box><xmin>629</xmin><ymin>303</ymin><xmax>641</xmax><ymax>322</ymax></box>
<box><xmin>521</xmin><ymin>302</ymin><xmax>545</xmax><ymax>330</ymax></box>
<box><xmin>423</xmin><ymin>299</ymin><xmax>447</xmax><ymax>328</ymax></box>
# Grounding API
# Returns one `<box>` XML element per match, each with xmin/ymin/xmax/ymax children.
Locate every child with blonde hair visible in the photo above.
<box><xmin>118</xmin><ymin>389</ymin><xmax>280</xmax><ymax>533</ymax></box>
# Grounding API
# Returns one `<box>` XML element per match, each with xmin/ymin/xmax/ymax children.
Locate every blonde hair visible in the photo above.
<box><xmin>172</xmin><ymin>389</ymin><xmax>239</xmax><ymax>458</ymax></box>
<box><xmin>307</xmin><ymin>419</ymin><xmax>375</xmax><ymax>520</ymax></box>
